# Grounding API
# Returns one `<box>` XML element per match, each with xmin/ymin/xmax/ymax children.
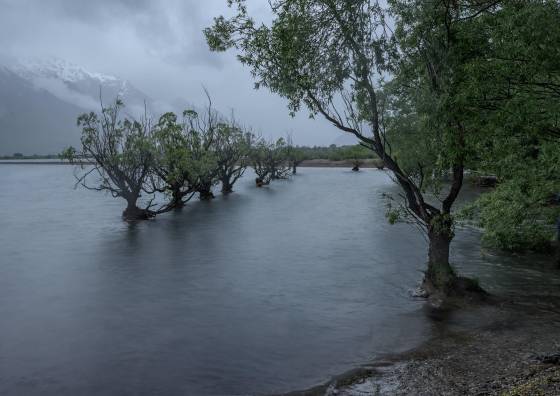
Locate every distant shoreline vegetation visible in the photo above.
<box><xmin>0</xmin><ymin>144</ymin><xmax>383</xmax><ymax>164</ymax></box>
<box><xmin>0</xmin><ymin>153</ymin><xmax>61</xmax><ymax>160</ymax></box>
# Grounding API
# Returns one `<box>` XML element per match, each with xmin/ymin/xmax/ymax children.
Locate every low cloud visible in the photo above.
<box><xmin>0</xmin><ymin>0</ymin><xmax>340</xmax><ymax>146</ymax></box>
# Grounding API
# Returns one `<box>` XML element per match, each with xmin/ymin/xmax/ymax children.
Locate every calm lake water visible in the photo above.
<box><xmin>0</xmin><ymin>165</ymin><xmax>559</xmax><ymax>395</ymax></box>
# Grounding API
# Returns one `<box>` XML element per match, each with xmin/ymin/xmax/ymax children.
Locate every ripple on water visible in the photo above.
<box><xmin>0</xmin><ymin>166</ymin><xmax>558</xmax><ymax>395</ymax></box>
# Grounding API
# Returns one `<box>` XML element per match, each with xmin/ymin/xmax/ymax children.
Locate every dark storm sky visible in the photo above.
<box><xmin>0</xmin><ymin>0</ymin><xmax>355</xmax><ymax>145</ymax></box>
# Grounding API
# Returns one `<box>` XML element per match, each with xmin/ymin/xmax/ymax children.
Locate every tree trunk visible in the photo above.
<box><xmin>424</xmin><ymin>227</ymin><xmax>456</xmax><ymax>294</ymax></box>
<box><xmin>198</xmin><ymin>187</ymin><xmax>215</xmax><ymax>200</ymax></box>
<box><xmin>255</xmin><ymin>173</ymin><xmax>271</xmax><ymax>187</ymax></box>
<box><xmin>221</xmin><ymin>177</ymin><xmax>233</xmax><ymax>194</ymax></box>
<box><xmin>122</xmin><ymin>199</ymin><xmax>153</xmax><ymax>221</ymax></box>
<box><xmin>171</xmin><ymin>188</ymin><xmax>185</xmax><ymax>209</ymax></box>
<box><xmin>292</xmin><ymin>163</ymin><xmax>297</xmax><ymax>174</ymax></box>
<box><xmin>555</xmin><ymin>217</ymin><xmax>560</xmax><ymax>269</ymax></box>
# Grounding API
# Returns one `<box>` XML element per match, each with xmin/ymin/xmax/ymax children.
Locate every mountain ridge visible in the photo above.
<box><xmin>0</xmin><ymin>58</ymin><xmax>156</xmax><ymax>155</ymax></box>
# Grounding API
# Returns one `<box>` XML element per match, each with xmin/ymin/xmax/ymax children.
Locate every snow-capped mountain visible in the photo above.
<box><xmin>0</xmin><ymin>58</ymin><xmax>156</xmax><ymax>155</ymax></box>
<box><xmin>11</xmin><ymin>58</ymin><xmax>155</xmax><ymax>117</ymax></box>
<box><xmin>0</xmin><ymin>65</ymin><xmax>84</xmax><ymax>155</ymax></box>
<box><xmin>13</xmin><ymin>58</ymin><xmax>120</xmax><ymax>84</ymax></box>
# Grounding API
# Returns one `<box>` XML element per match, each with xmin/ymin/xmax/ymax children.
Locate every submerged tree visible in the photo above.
<box><xmin>151</xmin><ymin>112</ymin><xmax>199</xmax><ymax>209</ymax></box>
<box><xmin>269</xmin><ymin>138</ymin><xmax>291</xmax><ymax>180</ymax></box>
<box><xmin>63</xmin><ymin>99</ymin><xmax>157</xmax><ymax>220</ymax></box>
<box><xmin>205</xmin><ymin>0</ymin><xmax>495</xmax><ymax>295</ymax></box>
<box><xmin>343</xmin><ymin>146</ymin><xmax>365</xmax><ymax>171</ymax></box>
<box><xmin>182</xmin><ymin>105</ymin><xmax>220</xmax><ymax>201</ymax></box>
<box><xmin>251</xmin><ymin>139</ymin><xmax>274</xmax><ymax>186</ymax></box>
<box><xmin>250</xmin><ymin>138</ymin><xmax>291</xmax><ymax>187</ymax></box>
<box><xmin>285</xmin><ymin>134</ymin><xmax>305</xmax><ymax>174</ymax></box>
<box><xmin>214</xmin><ymin>118</ymin><xmax>252</xmax><ymax>193</ymax></box>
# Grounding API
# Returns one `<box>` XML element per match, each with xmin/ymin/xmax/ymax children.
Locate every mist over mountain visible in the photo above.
<box><xmin>0</xmin><ymin>58</ymin><xmax>157</xmax><ymax>155</ymax></box>
<box><xmin>0</xmin><ymin>57</ymin><xmax>349</xmax><ymax>156</ymax></box>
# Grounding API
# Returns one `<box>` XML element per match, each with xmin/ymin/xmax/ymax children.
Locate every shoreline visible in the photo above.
<box><xmin>0</xmin><ymin>161</ymin><xmax>75</xmax><ymax>165</ymax></box>
<box><xmin>0</xmin><ymin>159</ymin><xmax>383</xmax><ymax>168</ymax></box>
<box><xmin>285</xmin><ymin>296</ymin><xmax>560</xmax><ymax>396</ymax></box>
<box><xmin>298</xmin><ymin>159</ymin><xmax>383</xmax><ymax>168</ymax></box>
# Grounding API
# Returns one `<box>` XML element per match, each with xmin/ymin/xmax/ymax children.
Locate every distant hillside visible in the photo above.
<box><xmin>0</xmin><ymin>58</ymin><xmax>155</xmax><ymax>155</ymax></box>
<box><xmin>331</xmin><ymin>132</ymin><xmax>360</xmax><ymax>147</ymax></box>
<box><xmin>0</xmin><ymin>67</ymin><xmax>84</xmax><ymax>155</ymax></box>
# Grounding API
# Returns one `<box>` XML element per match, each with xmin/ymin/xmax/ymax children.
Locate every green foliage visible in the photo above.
<box><xmin>386</xmin><ymin>0</ymin><xmax>493</xmax><ymax>198</ymax></box>
<box><xmin>327</xmin><ymin>145</ymin><xmax>371</xmax><ymax>162</ymax></box>
<box><xmin>284</xmin><ymin>134</ymin><xmax>304</xmax><ymax>172</ymax></box>
<box><xmin>0</xmin><ymin>153</ymin><xmax>60</xmax><ymax>160</ymax></box>
<box><xmin>153</xmin><ymin>112</ymin><xmax>197</xmax><ymax>203</ymax></box>
<box><xmin>67</xmin><ymin>0</ymin><xmax>560</xmax><ymax>253</ymax></box>
<box><xmin>205</xmin><ymin>1</ymin><xmax>476</xmax><ymax>228</ymax></box>
<box><xmin>284</xmin><ymin>144</ymin><xmax>376</xmax><ymax>162</ymax></box>
<box><xmin>429</xmin><ymin>214</ymin><xmax>455</xmax><ymax>239</ymax></box>
<box><xmin>152</xmin><ymin>105</ymin><xmax>222</xmax><ymax>202</ymax></box>
<box><xmin>250</xmin><ymin>137</ymin><xmax>290</xmax><ymax>183</ymax></box>
<box><xmin>455</xmin><ymin>1</ymin><xmax>560</xmax><ymax>252</ymax></box>
<box><xmin>60</xmin><ymin>146</ymin><xmax>77</xmax><ymax>162</ymax></box>
<box><xmin>213</xmin><ymin>119</ymin><xmax>253</xmax><ymax>191</ymax></box>
<box><xmin>181</xmin><ymin>109</ymin><xmax>220</xmax><ymax>195</ymax></box>
<box><xmin>465</xmin><ymin>178</ymin><xmax>558</xmax><ymax>252</ymax></box>
<box><xmin>153</xmin><ymin>112</ymin><xmax>188</xmax><ymax>183</ymax></box>
<box><xmin>386</xmin><ymin>208</ymin><xmax>400</xmax><ymax>225</ymax></box>
<box><xmin>387</xmin><ymin>1</ymin><xmax>560</xmax><ymax>253</ymax></box>
<box><xmin>70</xmin><ymin>99</ymin><xmax>157</xmax><ymax>217</ymax></box>
<box><xmin>205</xmin><ymin>0</ymin><xmax>391</xmax><ymax>119</ymax></box>
<box><xmin>69</xmin><ymin>98</ymin><xmax>253</xmax><ymax>214</ymax></box>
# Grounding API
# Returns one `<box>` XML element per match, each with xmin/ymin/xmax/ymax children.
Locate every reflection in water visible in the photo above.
<box><xmin>0</xmin><ymin>166</ymin><xmax>558</xmax><ymax>395</ymax></box>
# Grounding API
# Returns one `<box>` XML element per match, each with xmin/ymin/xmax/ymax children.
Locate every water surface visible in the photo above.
<box><xmin>0</xmin><ymin>166</ymin><xmax>558</xmax><ymax>395</ymax></box>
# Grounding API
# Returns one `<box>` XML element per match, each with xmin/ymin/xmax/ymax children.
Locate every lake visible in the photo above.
<box><xmin>0</xmin><ymin>165</ymin><xmax>558</xmax><ymax>395</ymax></box>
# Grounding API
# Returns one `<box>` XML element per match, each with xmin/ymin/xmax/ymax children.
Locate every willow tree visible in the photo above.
<box><xmin>205</xmin><ymin>0</ymin><xmax>491</xmax><ymax>294</ymax></box>
<box><xmin>63</xmin><ymin>99</ymin><xmax>157</xmax><ymax>220</ymax></box>
<box><xmin>269</xmin><ymin>138</ymin><xmax>291</xmax><ymax>180</ymax></box>
<box><xmin>214</xmin><ymin>120</ymin><xmax>252</xmax><ymax>193</ymax></box>
<box><xmin>457</xmin><ymin>1</ymin><xmax>560</xmax><ymax>253</ymax></box>
<box><xmin>285</xmin><ymin>134</ymin><xmax>305</xmax><ymax>174</ymax></box>
<box><xmin>182</xmin><ymin>106</ymin><xmax>220</xmax><ymax>200</ymax></box>
<box><xmin>250</xmin><ymin>138</ymin><xmax>291</xmax><ymax>186</ymax></box>
<box><xmin>151</xmin><ymin>112</ymin><xmax>199</xmax><ymax>209</ymax></box>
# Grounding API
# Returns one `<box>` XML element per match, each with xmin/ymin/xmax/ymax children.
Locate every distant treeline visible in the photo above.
<box><xmin>294</xmin><ymin>144</ymin><xmax>377</xmax><ymax>161</ymax></box>
<box><xmin>2</xmin><ymin>144</ymin><xmax>377</xmax><ymax>162</ymax></box>
<box><xmin>0</xmin><ymin>153</ymin><xmax>60</xmax><ymax>160</ymax></box>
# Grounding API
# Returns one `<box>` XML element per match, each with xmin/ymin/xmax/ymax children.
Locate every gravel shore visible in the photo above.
<box><xmin>289</xmin><ymin>296</ymin><xmax>560</xmax><ymax>396</ymax></box>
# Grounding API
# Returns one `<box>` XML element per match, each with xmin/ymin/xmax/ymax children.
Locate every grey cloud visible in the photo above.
<box><xmin>0</xmin><ymin>0</ymin><xmax>342</xmax><ymax>146</ymax></box>
<box><xmin>47</xmin><ymin>0</ymin><xmax>155</xmax><ymax>22</ymax></box>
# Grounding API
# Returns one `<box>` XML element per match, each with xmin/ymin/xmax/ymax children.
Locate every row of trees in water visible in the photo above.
<box><xmin>63</xmin><ymin>98</ymin><xmax>302</xmax><ymax>220</ymax></box>
<box><xmin>63</xmin><ymin>0</ymin><xmax>560</xmax><ymax>296</ymax></box>
<box><xmin>63</xmin><ymin>95</ymin><xmax>392</xmax><ymax>221</ymax></box>
<box><xmin>205</xmin><ymin>0</ymin><xmax>560</xmax><ymax>295</ymax></box>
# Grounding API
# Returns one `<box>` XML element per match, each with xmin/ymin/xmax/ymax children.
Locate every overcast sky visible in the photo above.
<box><xmin>0</xmin><ymin>0</ymin><xmax>356</xmax><ymax>146</ymax></box>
